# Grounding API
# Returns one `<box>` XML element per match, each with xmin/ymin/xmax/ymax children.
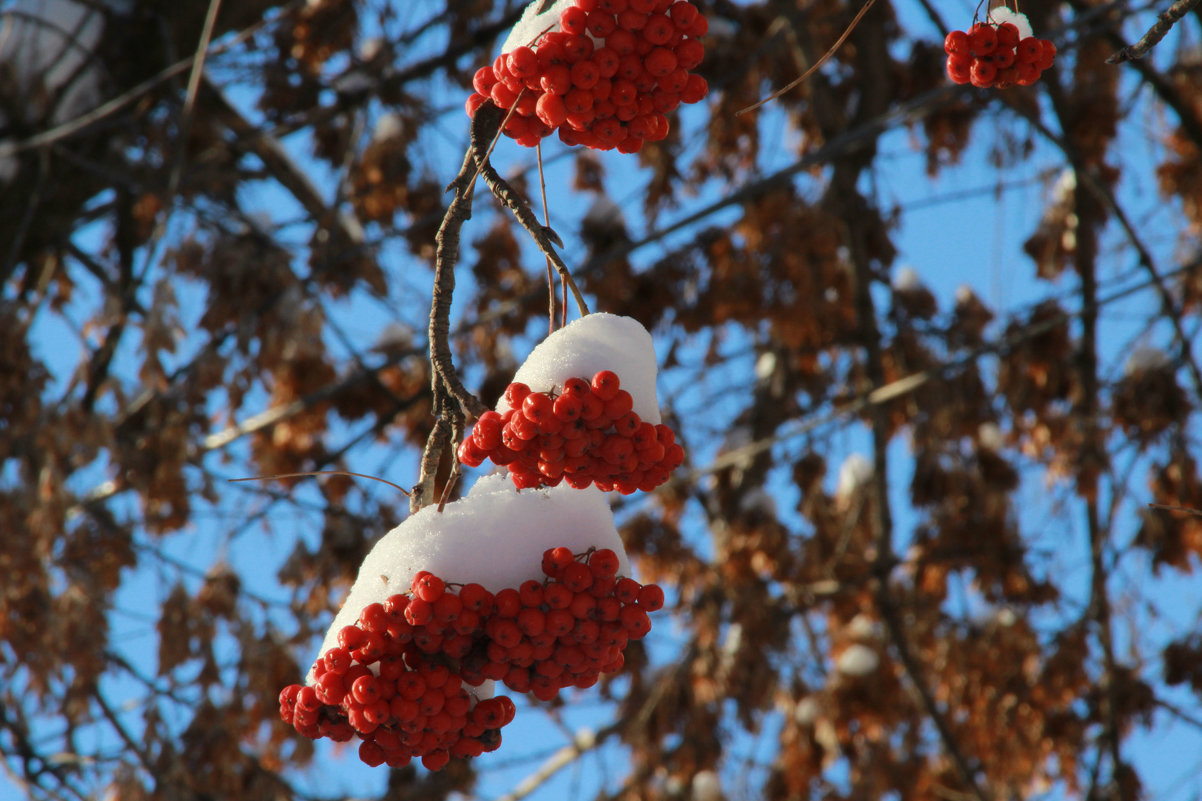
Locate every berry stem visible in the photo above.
<box><xmin>470</xmin><ymin>102</ymin><xmax>591</xmax><ymax>319</ymax></box>
<box><xmin>736</xmin><ymin>0</ymin><xmax>879</xmax><ymax>116</ymax></box>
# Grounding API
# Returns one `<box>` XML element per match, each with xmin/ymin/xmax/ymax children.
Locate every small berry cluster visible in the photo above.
<box><xmin>457</xmin><ymin>370</ymin><xmax>685</xmax><ymax>494</ymax></box>
<box><xmin>458</xmin><ymin>546</ymin><xmax>663</xmax><ymax>700</ymax></box>
<box><xmin>280</xmin><ymin>549</ymin><xmax>664</xmax><ymax>769</ymax></box>
<box><xmin>466</xmin><ymin>0</ymin><xmax>709</xmax><ymax>153</ymax></box>
<box><xmin>279</xmin><ymin>639</ymin><xmax>515</xmax><ymax>771</ymax></box>
<box><xmin>944</xmin><ymin>22</ymin><xmax>1055</xmax><ymax>88</ymax></box>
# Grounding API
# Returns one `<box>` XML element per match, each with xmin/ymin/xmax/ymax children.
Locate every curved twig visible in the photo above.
<box><xmin>471</xmin><ymin>101</ymin><xmax>590</xmax><ymax>319</ymax></box>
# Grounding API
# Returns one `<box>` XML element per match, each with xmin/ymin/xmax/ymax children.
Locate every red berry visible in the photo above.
<box><xmin>607</xmin><ymin>27</ymin><xmax>637</xmax><ymax>55</ymax></box>
<box><xmin>996</xmin><ymin>22</ymin><xmax>1020</xmax><ymax>49</ymax></box>
<box><xmin>518</xmin><ymin>607</ymin><xmax>547</xmax><ymax>636</ymax></box>
<box><xmin>560</xmin><ymin>5</ymin><xmax>588</xmax><ymax>34</ymax></box>
<box><xmin>561</xmin><ymin>561</ymin><xmax>594</xmax><ymax>592</ymax></box>
<box><xmin>636</xmin><ymin>583</ymin><xmax>665</xmax><ymax>611</ymax></box>
<box><xmin>405</xmin><ymin>597</ymin><xmax>434</xmax><ymax>626</ymax></box>
<box><xmin>414</xmin><ymin>572</ymin><xmax>446</xmax><ymax>602</ymax></box>
<box><xmin>459</xmin><ymin>582</ymin><xmax>494</xmax><ymax>612</ymax></box>
<box><xmin>1016</xmin><ymin>37</ymin><xmax>1042</xmax><ymax>64</ymax></box>
<box><xmin>359</xmin><ymin>602</ymin><xmax>389</xmax><ymax>633</ymax></box>
<box><xmin>359</xmin><ymin>741</ymin><xmax>386</xmax><ymax>767</ymax></box>
<box><xmin>587</xmin><ymin>10</ymin><xmax>618</xmax><ymax>37</ymax></box>
<box><xmin>563</xmin><ymin>33</ymin><xmax>595</xmax><ymax>62</ymax></box>
<box><xmin>505</xmin><ymin>382</ymin><xmax>531</xmax><ymax>407</ymax></box>
<box><xmin>591</xmin><ymin>370</ymin><xmax>621</xmax><ymax>400</ymax></box>
<box><xmin>422</xmin><ymin>751</ymin><xmax>450</xmax><ymax>771</ymax></box>
<box><xmin>644</xmin><ymin>46</ymin><xmax>677</xmax><ymax>76</ymax></box>
<box><xmin>351</xmin><ymin>674</ymin><xmax>381</xmax><ymax>705</ymax></box>
<box><xmin>473</xmin><ymin>66</ymin><xmax>498</xmax><ymax>95</ymax></box>
<box><xmin>519</xmin><ymin>579</ymin><xmax>544</xmax><ymax>608</ymax></box>
<box><xmin>670</xmin><ymin>2</ymin><xmax>699</xmax><ymax>27</ymax></box>
<box><xmin>620</xmin><ymin>605</ymin><xmax>652</xmax><ymax>638</ymax></box>
<box><xmin>969</xmin><ymin>24</ymin><xmax>998</xmax><ymax>56</ymax></box>
<box><xmin>433</xmin><ymin>593</ymin><xmax>462</xmax><ymax>624</ymax></box>
<box><xmin>618</xmin><ymin>9</ymin><xmax>648</xmax><ymax>30</ymax></box>
<box><xmin>681</xmin><ymin>73</ymin><xmax>708</xmax><ymax>104</ymax></box>
<box><xmin>571</xmin><ymin>59</ymin><xmax>601</xmax><ymax>89</ymax></box>
<box><xmin>614</xmin><ymin>576</ymin><xmax>641</xmax><ymax>604</ymax></box>
<box><xmin>589</xmin><ymin>548</ymin><xmax>622</xmax><ymax>579</ymax></box>
<box><xmin>507</xmin><ymin>46</ymin><xmax>538</xmax><ymax>77</ymax></box>
<box><xmin>946</xmin><ymin>52</ymin><xmax>972</xmax><ymax>84</ymax></box>
<box><xmin>544</xmin><ymin>582</ymin><xmax>575</xmax><ymax>609</ymax></box>
<box><xmin>970</xmin><ymin>60</ymin><xmax>998</xmax><ymax>88</ymax></box>
<box><xmin>1038</xmin><ymin>39</ymin><xmax>1057</xmax><ymax>70</ymax></box>
<box><xmin>495</xmin><ymin>587</ymin><xmax>522</xmax><ymax>617</ymax></box>
<box><xmin>944</xmin><ymin>29</ymin><xmax>969</xmax><ymax>54</ymax></box>
<box><xmin>675</xmin><ymin>38</ymin><xmax>705</xmax><ymax>70</ymax></box>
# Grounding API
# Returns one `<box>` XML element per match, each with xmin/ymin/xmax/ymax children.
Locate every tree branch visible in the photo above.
<box><xmin>1106</xmin><ymin>0</ymin><xmax>1201</xmax><ymax>63</ymax></box>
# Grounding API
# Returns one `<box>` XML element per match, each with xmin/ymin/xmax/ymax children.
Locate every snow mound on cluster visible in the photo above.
<box><xmin>498</xmin><ymin>313</ymin><xmax>662</xmax><ymax>423</ymax></box>
<box><xmin>501</xmin><ymin>0</ymin><xmax>572</xmax><ymax>53</ymax></box>
<box><xmin>311</xmin><ymin>473</ymin><xmax>629</xmax><ymax>675</ymax></box>
<box><xmin>987</xmin><ymin>6</ymin><xmax>1034</xmax><ymax>40</ymax></box>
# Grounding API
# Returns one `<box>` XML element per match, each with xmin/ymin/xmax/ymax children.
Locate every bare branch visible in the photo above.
<box><xmin>1107</xmin><ymin>0</ymin><xmax>1201</xmax><ymax>63</ymax></box>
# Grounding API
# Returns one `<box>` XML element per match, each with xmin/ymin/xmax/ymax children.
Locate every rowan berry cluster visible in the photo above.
<box><xmin>944</xmin><ymin>22</ymin><xmax>1056</xmax><ymax>88</ymax></box>
<box><xmin>278</xmin><ymin>636</ymin><xmax>515</xmax><ymax>771</ymax></box>
<box><xmin>457</xmin><ymin>370</ymin><xmax>685</xmax><ymax>494</ymax></box>
<box><xmin>458</xmin><ymin>545</ymin><xmax>664</xmax><ymax>700</ymax></box>
<box><xmin>280</xmin><ymin>548</ymin><xmax>664</xmax><ymax>770</ymax></box>
<box><xmin>466</xmin><ymin>0</ymin><xmax>709</xmax><ymax>153</ymax></box>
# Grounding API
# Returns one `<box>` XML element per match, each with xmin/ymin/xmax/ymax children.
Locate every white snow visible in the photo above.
<box><xmin>835</xmin><ymin>643</ymin><xmax>880</xmax><ymax>677</ymax></box>
<box><xmin>309</xmin><ymin>473</ymin><xmax>629</xmax><ymax>680</ymax></box>
<box><xmin>987</xmin><ymin>6</ymin><xmax>1034</xmax><ymax>40</ymax></box>
<box><xmin>1125</xmin><ymin>346</ymin><xmax>1170</xmax><ymax>375</ymax></box>
<box><xmin>977</xmin><ymin>422</ymin><xmax>1003</xmax><ymax>452</ymax></box>
<box><xmin>498</xmin><ymin>313</ymin><xmax>662</xmax><ymax>424</ymax></box>
<box><xmin>794</xmin><ymin>696</ymin><xmax>820</xmax><ymax>725</ymax></box>
<box><xmin>691</xmin><ymin>771</ymin><xmax>723</xmax><ymax>801</ymax></box>
<box><xmin>892</xmin><ymin>266</ymin><xmax>922</xmax><ymax>292</ymax></box>
<box><xmin>583</xmin><ymin>194</ymin><xmax>625</xmax><ymax>229</ymax></box>
<box><xmin>373</xmin><ymin>112</ymin><xmax>405</xmax><ymax>141</ymax></box>
<box><xmin>501</xmin><ymin>0</ymin><xmax>572</xmax><ymax>53</ymax></box>
<box><xmin>754</xmin><ymin>351</ymin><xmax>776</xmax><ymax>380</ymax></box>
<box><xmin>835</xmin><ymin>454</ymin><xmax>872</xmax><ymax>500</ymax></box>
<box><xmin>846</xmin><ymin>613</ymin><xmax>881</xmax><ymax>640</ymax></box>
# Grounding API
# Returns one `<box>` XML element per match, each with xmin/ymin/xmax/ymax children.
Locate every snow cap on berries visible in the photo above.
<box><xmin>986</xmin><ymin>6</ymin><xmax>1033</xmax><ymax>41</ymax></box>
<box><xmin>499</xmin><ymin>313</ymin><xmax>662</xmax><ymax>424</ymax></box>
<box><xmin>310</xmin><ymin>473</ymin><xmax>629</xmax><ymax>679</ymax></box>
<box><xmin>501</xmin><ymin>0</ymin><xmax>573</xmax><ymax>54</ymax></box>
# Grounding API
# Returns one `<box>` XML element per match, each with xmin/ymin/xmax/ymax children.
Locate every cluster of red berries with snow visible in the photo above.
<box><xmin>945</xmin><ymin>21</ymin><xmax>1055</xmax><ymax>88</ymax></box>
<box><xmin>279</xmin><ymin>547</ymin><xmax>662</xmax><ymax>769</ymax></box>
<box><xmin>466</xmin><ymin>0</ymin><xmax>709</xmax><ymax>153</ymax></box>
<box><xmin>458</xmin><ymin>370</ymin><xmax>684</xmax><ymax>494</ymax></box>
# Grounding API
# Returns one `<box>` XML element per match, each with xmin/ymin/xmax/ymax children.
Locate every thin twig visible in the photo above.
<box><xmin>471</xmin><ymin>100</ymin><xmax>590</xmax><ymax>318</ymax></box>
<box><xmin>228</xmin><ymin>471</ymin><xmax>411</xmax><ymax>496</ymax></box>
<box><xmin>1147</xmin><ymin>502</ymin><xmax>1202</xmax><ymax>516</ymax></box>
<box><xmin>1106</xmin><ymin>0</ymin><xmax>1201</xmax><ymax>63</ymax></box>
<box><xmin>536</xmin><ymin>141</ymin><xmax>557</xmax><ymax>335</ymax></box>
<box><xmin>737</xmin><ymin>0</ymin><xmax>879</xmax><ymax>116</ymax></box>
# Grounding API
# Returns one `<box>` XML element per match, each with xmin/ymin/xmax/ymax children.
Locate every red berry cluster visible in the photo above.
<box><xmin>457</xmin><ymin>546</ymin><xmax>664</xmax><ymax>701</ymax></box>
<box><xmin>280</xmin><ymin>548</ymin><xmax>665</xmax><ymax>769</ymax></box>
<box><xmin>279</xmin><ymin>650</ymin><xmax>515</xmax><ymax>771</ymax></box>
<box><xmin>466</xmin><ymin>0</ymin><xmax>709</xmax><ymax>153</ymax></box>
<box><xmin>944</xmin><ymin>23</ymin><xmax>1055</xmax><ymax>88</ymax></box>
<box><xmin>457</xmin><ymin>370</ymin><xmax>685</xmax><ymax>494</ymax></box>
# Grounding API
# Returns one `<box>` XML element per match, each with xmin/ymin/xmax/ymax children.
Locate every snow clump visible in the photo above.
<box><xmin>309</xmin><ymin>472</ymin><xmax>628</xmax><ymax>680</ymax></box>
<box><xmin>499</xmin><ymin>312</ymin><xmax>662</xmax><ymax>423</ymax></box>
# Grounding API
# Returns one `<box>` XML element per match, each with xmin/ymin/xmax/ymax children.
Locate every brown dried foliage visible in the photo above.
<box><xmin>1</xmin><ymin>1</ymin><xmax>1201</xmax><ymax>800</ymax></box>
